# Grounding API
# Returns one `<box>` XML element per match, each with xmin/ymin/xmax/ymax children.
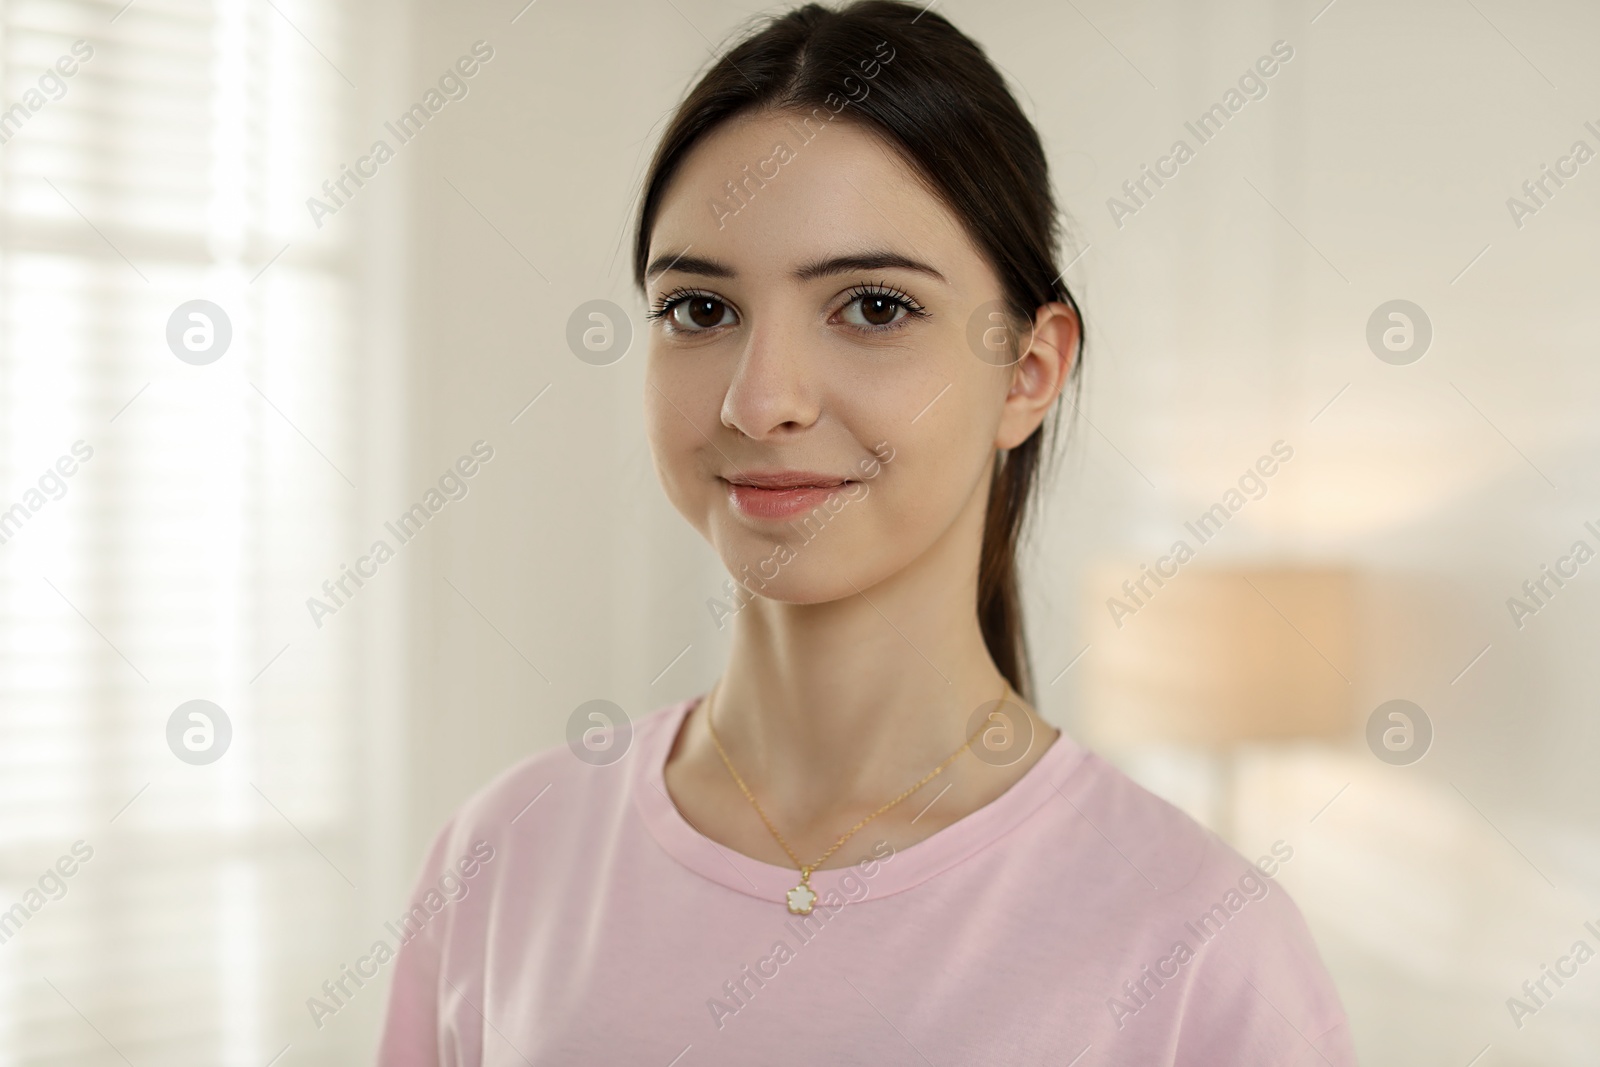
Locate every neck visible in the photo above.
<box><xmin>708</xmin><ymin>530</ymin><xmax>1020</xmax><ymax>822</ymax></box>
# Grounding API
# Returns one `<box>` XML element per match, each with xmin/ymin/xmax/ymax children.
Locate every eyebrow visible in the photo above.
<box><xmin>644</xmin><ymin>249</ymin><xmax>947</xmax><ymax>285</ymax></box>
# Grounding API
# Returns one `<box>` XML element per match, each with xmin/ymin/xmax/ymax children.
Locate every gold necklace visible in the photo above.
<box><xmin>702</xmin><ymin>677</ymin><xmax>1012</xmax><ymax>914</ymax></box>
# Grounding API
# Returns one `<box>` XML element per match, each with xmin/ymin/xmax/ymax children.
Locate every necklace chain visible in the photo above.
<box><xmin>701</xmin><ymin>677</ymin><xmax>1012</xmax><ymax>895</ymax></box>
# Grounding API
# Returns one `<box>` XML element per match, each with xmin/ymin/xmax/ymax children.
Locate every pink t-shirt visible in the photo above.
<box><xmin>375</xmin><ymin>695</ymin><xmax>1356</xmax><ymax>1065</ymax></box>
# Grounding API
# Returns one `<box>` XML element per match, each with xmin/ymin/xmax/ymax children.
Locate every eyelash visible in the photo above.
<box><xmin>645</xmin><ymin>281</ymin><xmax>930</xmax><ymax>334</ymax></box>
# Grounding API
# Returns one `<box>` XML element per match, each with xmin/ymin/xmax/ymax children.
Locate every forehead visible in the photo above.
<box><xmin>648</xmin><ymin>109</ymin><xmax>978</xmax><ymax>284</ymax></box>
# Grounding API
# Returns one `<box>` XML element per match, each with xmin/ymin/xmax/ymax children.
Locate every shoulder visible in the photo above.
<box><xmin>1045</xmin><ymin>747</ymin><xmax>1354</xmax><ymax>1062</ymax></box>
<box><xmin>376</xmin><ymin>701</ymin><xmax>691</xmax><ymax>1060</ymax></box>
<box><xmin>1045</xmin><ymin>746</ymin><xmax>1241</xmax><ymax>907</ymax></box>
<box><xmin>413</xmin><ymin>697</ymin><xmax>690</xmax><ymax>875</ymax></box>
<box><xmin>457</xmin><ymin>696</ymin><xmax>686</xmax><ymax>831</ymax></box>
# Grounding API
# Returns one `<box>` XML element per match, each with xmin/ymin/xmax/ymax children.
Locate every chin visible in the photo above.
<box><xmin>714</xmin><ymin>536</ymin><xmax>886</xmax><ymax>607</ymax></box>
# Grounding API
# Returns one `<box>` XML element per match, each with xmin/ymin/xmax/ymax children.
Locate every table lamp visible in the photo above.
<box><xmin>1078</xmin><ymin>565</ymin><xmax>1357</xmax><ymax>840</ymax></box>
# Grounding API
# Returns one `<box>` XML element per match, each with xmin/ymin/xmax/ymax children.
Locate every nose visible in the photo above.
<box><xmin>719</xmin><ymin>317</ymin><xmax>821</xmax><ymax>440</ymax></box>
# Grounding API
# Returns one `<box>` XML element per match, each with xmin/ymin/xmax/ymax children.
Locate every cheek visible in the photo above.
<box><xmin>644</xmin><ymin>393</ymin><xmax>694</xmax><ymax>490</ymax></box>
<box><xmin>644</xmin><ymin>353</ymin><xmax>720</xmax><ymax>511</ymax></box>
<box><xmin>887</xmin><ymin>395</ymin><xmax>1004</xmax><ymax>533</ymax></box>
<box><xmin>833</xmin><ymin>407</ymin><xmax>987</xmax><ymax>538</ymax></box>
<box><xmin>828</xmin><ymin>353</ymin><xmax>997</xmax><ymax>509</ymax></box>
<box><xmin>874</xmin><ymin>427</ymin><xmax>978</xmax><ymax>529</ymax></box>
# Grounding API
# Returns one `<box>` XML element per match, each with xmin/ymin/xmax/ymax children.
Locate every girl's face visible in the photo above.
<box><xmin>643</xmin><ymin>108</ymin><xmax>1062</xmax><ymax>605</ymax></box>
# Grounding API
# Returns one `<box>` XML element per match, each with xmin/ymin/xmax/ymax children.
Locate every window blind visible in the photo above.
<box><xmin>0</xmin><ymin>0</ymin><xmax>376</xmax><ymax>1063</ymax></box>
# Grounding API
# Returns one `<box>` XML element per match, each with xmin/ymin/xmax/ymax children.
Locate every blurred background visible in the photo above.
<box><xmin>1</xmin><ymin>0</ymin><xmax>1596</xmax><ymax>1063</ymax></box>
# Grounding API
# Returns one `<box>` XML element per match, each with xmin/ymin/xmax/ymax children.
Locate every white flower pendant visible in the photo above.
<box><xmin>786</xmin><ymin>866</ymin><xmax>818</xmax><ymax>914</ymax></box>
<box><xmin>786</xmin><ymin>881</ymin><xmax>817</xmax><ymax>914</ymax></box>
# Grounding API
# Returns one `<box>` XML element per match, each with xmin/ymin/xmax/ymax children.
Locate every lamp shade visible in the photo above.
<box><xmin>1078</xmin><ymin>565</ymin><xmax>1356</xmax><ymax>747</ymax></box>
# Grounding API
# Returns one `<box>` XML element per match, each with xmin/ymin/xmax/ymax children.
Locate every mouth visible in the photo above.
<box><xmin>721</xmin><ymin>470</ymin><xmax>857</xmax><ymax>521</ymax></box>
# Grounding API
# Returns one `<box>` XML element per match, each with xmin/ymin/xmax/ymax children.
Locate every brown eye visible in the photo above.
<box><xmin>839</xmin><ymin>292</ymin><xmax>913</xmax><ymax>329</ymax></box>
<box><xmin>858</xmin><ymin>295</ymin><xmax>901</xmax><ymax>326</ymax></box>
<box><xmin>668</xmin><ymin>296</ymin><xmax>734</xmax><ymax>331</ymax></box>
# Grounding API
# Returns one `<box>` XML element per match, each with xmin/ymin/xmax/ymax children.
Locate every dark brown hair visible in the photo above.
<box><xmin>632</xmin><ymin>0</ymin><xmax>1084</xmax><ymax>704</ymax></box>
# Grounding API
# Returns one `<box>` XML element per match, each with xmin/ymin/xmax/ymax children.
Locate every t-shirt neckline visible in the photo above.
<box><xmin>632</xmin><ymin>691</ymin><xmax>1088</xmax><ymax>904</ymax></box>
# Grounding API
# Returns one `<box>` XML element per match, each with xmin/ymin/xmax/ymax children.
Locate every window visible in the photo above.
<box><xmin>0</xmin><ymin>1</ymin><xmax>387</xmax><ymax>1063</ymax></box>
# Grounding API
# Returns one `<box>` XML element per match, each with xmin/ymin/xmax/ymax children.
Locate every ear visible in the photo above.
<box><xmin>995</xmin><ymin>301</ymin><xmax>1080</xmax><ymax>450</ymax></box>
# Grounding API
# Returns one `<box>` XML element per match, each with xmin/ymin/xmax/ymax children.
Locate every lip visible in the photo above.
<box><xmin>726</xmin><ymin>469</ymin><xmax>848</xmax><ymax>490</ymax></box>
<box><xmin>722</xmin><ymin>470</ymin><xmax>856</xmax><ymax>521</ymax></box>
